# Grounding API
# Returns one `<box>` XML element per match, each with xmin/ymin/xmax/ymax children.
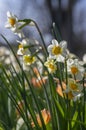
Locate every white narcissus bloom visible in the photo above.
<box><xmin>5</xmin><ymin>11</ymin><xmax>24</xmax><ymax>38</ymax></box>
<box><xmin>5</xmin><ymin>11</ymin><xmax>18</xmax><ymax>28</ymax></box>
<box><xmin>17</xmin><ymin>38</ymin><xmax>39</xmax><ymax>56</ymax></box>
<box><xmin>17</xmin><ymin>38</ymin><xmax>30</xmax><ymax>56</ymax></box>
<box><xmin>68</xmin><ymin>78</ymin><xmax>83</xmax><ymax>92</ymax></box>
<box><xmin>44</xmin><ymin>58</ymin><xmax>57</xmax><ymax>73</ymax></box>
<box><xmin>63</xmin><ymin>89</ymin><xmax>83</xmax><ymax>101</ymax></box>
<box><xmin>67</xmin><ymin>58</ymin><xmax>85</xmax><ymax>80</ymax></box>
<box><xmin>63</xmin><ymin>78</ymin><xmax>83</xmax><ymax>94</ymax></box>
<box><xmin>23</xmin><ymin>54</ymin><xmax>36</xmax><ymax>65</ymax></box>
<box><xmin>48</xmin><ymin>39</ymin><xmax>67</xmax><ymax>62</ymax></box>
<box><xmin>63</xmin><ymin>78</ymin><xmax>83</xmax><ymax>101</ymax></box>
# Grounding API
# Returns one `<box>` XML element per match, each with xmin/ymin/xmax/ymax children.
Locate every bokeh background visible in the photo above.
<box><xmin>0</xmin><ymin>0</ymin><xmax>86</xmax><ymax>58</ymax></box>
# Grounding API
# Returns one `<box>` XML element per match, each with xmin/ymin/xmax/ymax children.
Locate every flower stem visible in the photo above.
<box><xmin>32</xmin><ymin>20</ymin><xmax>48</xmax><ymax>57</ymax></box>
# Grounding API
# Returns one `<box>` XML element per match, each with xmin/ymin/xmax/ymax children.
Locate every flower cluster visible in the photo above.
<box><xmin>0</xmin><ymin>11</ymin><xmax>85</xmax><ymax>130</ymax></box>
<box><xmin>5</xmin><ymin>11</ymin><xmax>43</xmax><ymax>71</ymax></box>
<box><xmin>45</xmin><ymin>39</ymin><xmax>85</xmax><ymax>101</ymax></box>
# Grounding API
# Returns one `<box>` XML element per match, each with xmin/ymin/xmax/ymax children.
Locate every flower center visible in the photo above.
<box><xmin>9</xmin><ymin>18</ymin><xmax>16</xmax><ymax>26</ymax></box>
<box><xmin>49</xmin><ymin>63</ymin><xmax>55</xmax><ymax>70</ymax></box>
<box><xmin>23</xmin><ymin>55</ymin><xmax>35</xmax><ymax>64</ymax></box>
<box><xmin>19</xmin><ymin>44</ymin><xmax>23</xmax><ymax>49</ymax></box>
<box><xmin>52</xmin><ymin>46</ymin><xmax>62</xmax><ymax>55</ymax></box>
<box><xmin>71</xmin><ymin>66</ymin><xmax>78</xmax><ymax>74</ymax></box>
<box><xmin>70</xmin><ymin>83</ymin><xmax>78</xmax><ymax>90</ymax></box>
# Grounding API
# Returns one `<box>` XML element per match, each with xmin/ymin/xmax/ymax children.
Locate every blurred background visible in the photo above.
<box><xmin>0</xmin><ymin>0</ymin><xmax>86</xmax><ymax>58</ymax></box>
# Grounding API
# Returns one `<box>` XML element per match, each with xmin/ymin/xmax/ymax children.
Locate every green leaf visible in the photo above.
<box><xmin>54</xmin><ymin>98</ymin><xmax>67</xmax><ymax>130</ymax></box>
<box><xmin>71</xmin><ymin>111</ymin><xmax>78</xmax><ymax>128</ymax></box>
<box><xmin>54</xmin><ymin>98</ymin><xmax>64</xmax><ymax>118</ymax></box>
<box><xmin>71</xmin><ymin>119</ymin><xmax>86</xmax><ymax>128</ymax></box>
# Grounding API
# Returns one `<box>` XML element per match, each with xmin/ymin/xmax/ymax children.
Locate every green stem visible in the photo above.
<box><xmin>82</xmin><ymin>77</ymin><xmax>85</xmax><ymax>123</ymax></box>
<box><xmin>1</xmin><ymin>35</ymin><xmax>46</xmax><ymax>130</ymax></box>
<box><xmin>65</xmin><ymin>59</ymin><xmax>68</xmax><ymax>85</ymax></box>
<box><xmin>32</xmin><ymin>20</ymin><xmax>48</xmax><ymax>57</ymax></box>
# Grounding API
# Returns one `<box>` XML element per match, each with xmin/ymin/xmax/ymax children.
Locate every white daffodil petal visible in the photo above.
<box><xmin>52</xmin><ymin>39</ymin><xmax>58</xmax><ymax>45</ymax></box>
<box><xmin>7</xmin><ymin>11</ymin><xmax>12</xmax><ymax>17</ymax></box>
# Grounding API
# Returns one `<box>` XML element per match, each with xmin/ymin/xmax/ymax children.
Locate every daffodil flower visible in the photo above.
<box><xmin>17</xmin><ymin>38</ymin><xmax>30</xmax><ymax>56</ymax></box>
<box><xmin>23</xmin><ymin>54</ymin><xmax>36</xmax><ymax>65</ymax></box>
<box><xmin>5</xmin><ymin>11</ymin><xmax>24</xmax><ymax>38</ymax></box>
<box><xmin>68</xmin><ymin>78</ymin><xmax>83</xmax><ymax>92</ymax></box>
<box><xmin>64</xmin><ymin>90</ymin><xmax>83</xmax><ymax>101</ymax></box>
<box><xmin>5</xmin><ymin>11</ymin><xmax>18</xmax><ymax>28</ymax></box>
<box><xmin>44</xmin><ymin>57</ymin><xmax>57</xmax><ymax>73</ymax></box>
<box><xmin>67</xmin><ymin>58</ymin><xmax>85</xmax><ymax>80</ymax></box>
<box><xmin>48</xmin><ymin>39</ymin><xmax>67</xmax><ymax>62</ymax></box>
<box><xmin>17</xmin><ymin>38</ymin><xmax>40</xmax><ymax>55</ymax></box>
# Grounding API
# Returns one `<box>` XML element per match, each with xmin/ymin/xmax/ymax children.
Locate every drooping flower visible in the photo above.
<box><xmin>5</xmin><ymin>11</ymin><xmax>18</xmax><ymax>28</ymax></box>
<box><xmin>5</xmin><ymin>11</ymin><xmax>24</xmax><ymax>38</ymax></box>
<box><xmin>44</xmin><ymin>58</ymin><xmax>57</xmax><ymax>73</ymax></box>
<box><xmin>48</xmin><ymin>39</ymin><xmax>67</xmax><ymax>62</ymax></box>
